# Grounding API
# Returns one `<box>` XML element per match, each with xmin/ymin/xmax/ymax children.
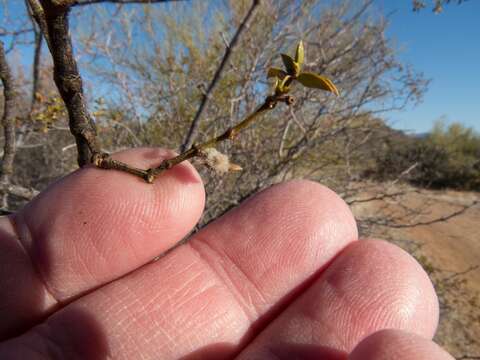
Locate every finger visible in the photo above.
<box><xmin>349</xmin><ymin>329</ymin><xmax>454</xmax><ymax>360</ymax></box>
<box><xmin>0</xmin><ymin>148</ymin><xmax>205</xmax><ymax>338</ymax></box>
<box><xmin>0</xmin><ymin>180</ymin><xmax>358</xmax><ymax>359</ymax></box>
<box><xmin>236</xmin><ymin>240</ymin><xmax>439</xmax><ymax>359</ymax></box>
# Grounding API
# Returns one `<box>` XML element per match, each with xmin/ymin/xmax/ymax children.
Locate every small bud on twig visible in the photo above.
<box><xmin>199</xmin><ymin>147</ymin><xmax>242</xmax><ymax>174</ymax></box>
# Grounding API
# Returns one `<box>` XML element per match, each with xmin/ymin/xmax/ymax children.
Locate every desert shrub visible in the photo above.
<box><xmin>370</xmin><ymin>121</ymin><xmax>480</xmax><ymax>190</ymax></box>
<box><xmin>426</xmin><ymin>121</ymin><xmax>480</xmax><ymax>189</ymax></box>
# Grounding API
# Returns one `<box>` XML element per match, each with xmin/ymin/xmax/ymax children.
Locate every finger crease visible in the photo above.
<box><xmin>188</xmin><ymin>237</ymin><xmax>265</xmax><ymax>321</ymax></box>
<box><xmin>9</xmin><ymin>214</ymin><xmax>61</xmax><ymax>307</ymax></box>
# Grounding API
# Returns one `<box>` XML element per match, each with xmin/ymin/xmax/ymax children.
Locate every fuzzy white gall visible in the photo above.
<box><xmin>199</xmin><ymin>147</ymin><xmax>242</xmax><ymax>174</ymax></box>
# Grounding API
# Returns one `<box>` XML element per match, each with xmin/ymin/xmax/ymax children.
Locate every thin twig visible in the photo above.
<box><xmin>62</xmin><ymin>143</ymin><xmax>77</xmax><ymax>152</ymax></box>
<box><xmin>73</xmin><ymin>0</ymin><xmax>183</xmax><ymax>6</ymax></box>
<box><xmin>278</xmin><ymin>117</ymin><xmax>292</xmax><ymax>158</ymax></box>
<box><xmin>0</xmin><ymin>42</ymin><xmax>39</xmax><ymax>207</ymax></box>
<box><xmin>26</xmin><ymin>0</ymin><xmax>52</xmax><ymax>50</ymax></box>
<box><xmin>0</xmin><ymin>41</ymin><xmax>17</xmax><ymax>208</ymax></box>
<box><xmin>390</xmin><ymin>162</ymin><xmax>418</xmax><ymax>186</ymax></box>
<box><xmin>0</xmin><ymin>184</ymin><xmax>39</xmax><ymax>200</ymax></box>
<box><xmin>289</xmin><ymin>106</ymin><xmax>306</xmax><ymax>133</ymax></box>
<box><xmin>0</xmin><ymin>28</ymin><xmax>34</xmax><ymax>37</ymax></box>
<box><xmin>383</xmin><ymin>200</ymin><xmax>479</xmax><ymax>228</ymax></box>
<box><xmin>180</xmin><ymin>0</ymin><xmax>261</xmax><ymax>152</ymax></box>
<box><xmin>347</xmin><ymin>191</ymin><xmax>408</xmax><ymax>205</ymax></box>
<box><xmin>29</xmin><ymin>17</ymin><xmax>44</xmax><ymax>114</ymax></box>
<box><xmin>96</xmin><ymin>93</ymin><xmax>294</xmax><ymax>183</ymax></box>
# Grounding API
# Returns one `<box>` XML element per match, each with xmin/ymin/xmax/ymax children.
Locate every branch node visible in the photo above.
<box><xmin>91</xmin><ymin>152</ymin><xmax>109</xmax><ymax>168</ymax></box>
<box><xmin>146</xmin><ymin>169</ymin><xmax>155</xmax><ymax>184</ymax></box>
<box><xmin>226</xmin><ymin>128</ymin><xmax>237</xmax><ymax>140</ymax></box>
<box><xmin>285</xmin><ymin>95</ymin><xmax>296</xmax><ymax>106</ymax></box>
<box><xmin>57</xmin><ymin>74</ymin><xmax>82</xmax><ymax>94</ymax></box>
<box><xmin>265</xmin><ymin>96</ymin><xmax>277</xmax><ymax>109</ymax></box>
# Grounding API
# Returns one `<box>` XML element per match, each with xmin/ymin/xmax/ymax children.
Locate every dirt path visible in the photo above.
<box><xmin>350</xmin><ymin>185</ymin><xmax>480</xmax><ymax>358</ymax></box>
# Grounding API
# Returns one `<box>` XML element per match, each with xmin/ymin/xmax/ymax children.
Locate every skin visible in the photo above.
<box><xmin>0</xmin><ymin>148</ymin><xmax>455</xmax><ymax>360</ymax></box>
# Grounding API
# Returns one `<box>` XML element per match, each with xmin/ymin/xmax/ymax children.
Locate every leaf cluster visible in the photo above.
<box><xmin>267</xmin><ymin>41</ymin><xmax>339</xmax><ymax>96</ymax></box>
<box><xmin>32</xmin><ymin>94</ymin><xmax>66</xmax><ymax>129</ymax></box>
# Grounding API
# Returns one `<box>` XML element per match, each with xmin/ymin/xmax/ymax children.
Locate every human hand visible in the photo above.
<box><xmin>0</xmin><ymin>148</ymin><xmax>454</xmax><ymax>359</ymax></box>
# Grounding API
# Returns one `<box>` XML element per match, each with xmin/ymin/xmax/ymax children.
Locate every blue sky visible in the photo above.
<box><xmin>1</xmin><ymin>0</ymin><xmax>479</xmax><ymax>134</ymax></box>
<box><xmin>375</xmin><ymin>0</ymin><xmax>480</xmax><ymax>133</ymax></box>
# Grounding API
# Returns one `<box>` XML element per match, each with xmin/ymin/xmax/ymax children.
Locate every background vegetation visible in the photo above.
<box><xmin>371</xmin><ymin>120</ymin><xmax>480</xmax><ymax>191</ymax></box>
<box><xmin>1</xmin><ymin>0</ymin><xmax>478</xmax><ymax>357</ymax></box>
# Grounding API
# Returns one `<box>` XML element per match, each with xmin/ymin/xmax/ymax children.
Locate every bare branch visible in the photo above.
<box><xmin>0</xmin><ymin>28</ymin><xmax>34</xmax><ymax>37</ymax></box>
<box><xmin>0</xmin><ymin>42</ymin><xmax>39</xmax><ymax>208</ymax></box>
<box><xmin>180</xmin><ymin>0</ymin><xmax>261</xmax><ymax>152</ymax></box>
<box><xmin>73</xmin><ymin>0</ymin><xmax>183</xmax><ymax>6</ymax></box>
<box><xmin>96</xmin><ymin>93</ymin><xmax>293</xmax><ymax>183</ymax></box>
<box><xmin>26</xmin><ymin>0</ymin><xmax>52</xmax><ymax>50</ymax></box>
<box><xmin>31</xmin><ymin>0</ymin><xmax>100</xmax><ymax>166</ymax></box>
<box><xmin>347</xmin><ymin>191</ymin><xmax>408</xmax><ymax>205</ymax></box>
<box><xmin>0</xmin><ymin>184</ymin><xmax>39</xmax><ymax>200</ymax></box>
<box><xmin>25</xmin><ymin>0</ymin><xmax>45</xmax><ymax>114</ymax></box>
<box><xmin>0</xmin><ymin>42</ymin><xmax>17</xmax><ymax>188</ymax></box>
<box><xmin>381</xmin><ymin>200</ymin><xmax>479</xmax><ymax>228</ymax></box>
<box><xmin>30</xmin><ymin>33</ymin><xmax>43</xmax><ymax>112</ymax></box>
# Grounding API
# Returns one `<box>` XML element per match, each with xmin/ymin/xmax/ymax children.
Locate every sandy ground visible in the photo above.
<box><xmin>350</xmin><ymin>184</ymin><xmax>480</xmax><ymax>358</ymax></box>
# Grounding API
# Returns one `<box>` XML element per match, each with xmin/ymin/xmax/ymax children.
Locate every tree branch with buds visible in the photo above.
<box><xmin>27</xmin><ymin>2</ymin><xmax>339</xmax><ymax>184</ymax></box>
<box><xmin>94</xmin><ymin>41</ymin><xmax>339</xmax><ymax>183</ymax></box>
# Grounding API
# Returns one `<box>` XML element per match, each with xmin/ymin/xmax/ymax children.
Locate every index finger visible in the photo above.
<box><xmin>0</xmin><ymin>148</ymin><xmax>205</xmax><ymax>338</ymax></box>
